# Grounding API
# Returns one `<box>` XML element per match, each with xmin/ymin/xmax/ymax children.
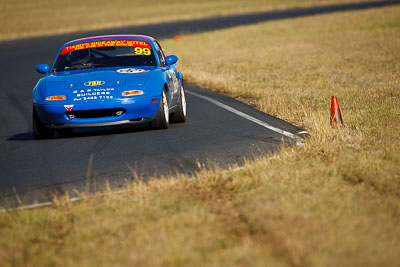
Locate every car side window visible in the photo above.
<box><xmin>153</xmin><ymin>41</ymin><xmax>166</xmax><ymax>67</ymax></box>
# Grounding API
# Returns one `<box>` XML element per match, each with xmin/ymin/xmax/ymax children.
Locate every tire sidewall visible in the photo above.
<box><xmin>150</xmin><ymin>88</ymin><xmax>169</xmax><ymax>129</ymax></box>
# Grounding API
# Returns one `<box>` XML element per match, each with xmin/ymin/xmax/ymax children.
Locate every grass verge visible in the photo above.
<box><xmin>0</xmin><ymin>0</ymin><xmax>369</xmax><ymax>41</ymax></box>
<box><xmin>1</xmin><ymin>4</ymin><xmax>400</xmax><ymax>267</ymax></box>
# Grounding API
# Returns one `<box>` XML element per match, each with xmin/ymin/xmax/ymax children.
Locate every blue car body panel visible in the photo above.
<box><xmin>33</xmin><ymin>35</ymin><xmax>183</xmax><ymax>128</ymax></box>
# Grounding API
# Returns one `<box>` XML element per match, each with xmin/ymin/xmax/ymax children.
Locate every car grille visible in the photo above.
<box><xmin>66</xmin><ymin>108</ymin><xmax>126</xmax><ymax>119</ymax></box>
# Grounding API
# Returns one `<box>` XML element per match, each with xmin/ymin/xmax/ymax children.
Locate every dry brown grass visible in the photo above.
<box><xmin>161</xmin><ymin>4</ymin><xmax>400</xmax><ymax>194</ymax></box>
<box><xmin>0</xmin><ymin>0</ymin><xmax>369</xmax><ymax>41</ymax></box>
<box><xmin>1</xmin><ymin>4</ymin><xmax>400</xmax><ymax>267</ymax></box>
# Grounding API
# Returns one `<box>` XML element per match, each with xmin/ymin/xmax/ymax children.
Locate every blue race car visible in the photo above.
<box><xmin>33</xmin><ymin>35</ymin><xmax>186</xmax><ymax>139</ymax></box>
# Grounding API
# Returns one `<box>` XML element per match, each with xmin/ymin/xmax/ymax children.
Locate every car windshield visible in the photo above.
<box><xmin>53</xmin><ymin>40</ymin><xmax>157</xmax><ymax>72</ymax></box>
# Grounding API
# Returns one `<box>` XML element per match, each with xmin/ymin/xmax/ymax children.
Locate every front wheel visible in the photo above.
<box><xmin>171</xmin><ymin>86</ymin><xmax>187</xmax><ymax>123</ymax></box>
<box><xmin>150</xmin><ymin>89</ymin><xmax>169</xmax><ymax>129</ymax></box>
<box><xmin>32</xmin><ymin>107</ymin><xmax>54</xmax><ymax>139</ymax></box>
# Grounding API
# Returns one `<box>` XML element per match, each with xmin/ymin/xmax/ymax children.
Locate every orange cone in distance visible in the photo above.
<box><xmin>174</xmin><ymin>35</ymin><xmax>181</xmax><ymax>41</ymax></box>
<box><xmin>330</xmin><ymin>96</ymin><xmax>343</xmax><ymax>127</ymax></box>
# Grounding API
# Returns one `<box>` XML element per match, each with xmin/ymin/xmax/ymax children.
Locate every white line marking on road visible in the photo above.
<box><xmin>0</xmin><ymin>189</ymin><xmax>131</xmax><ymax>212</ymax></box>
<box><xmin>16</xmin><ymin>201</ymin><xmax>52</xmax><ymax>210</ymax></box>
<box><xmin>187</xmin><ymin>90</ymin><xmax>305</xmax><ymax>145</ymax></box>
<box><xmin>298</xmin><ymin>130</ymin><xmax>309</xmax><ymax>135</ymax></box>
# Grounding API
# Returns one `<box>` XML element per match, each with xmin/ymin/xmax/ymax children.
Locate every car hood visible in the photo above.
<box><xmin>46</xmin><ymin>67</ymin><xmax>155</xmax><ymax>88</ymax></box>
<box><xmin>44</xmin><ymin>67</ymin><xmax>157</xmax><ymax>103</ymax></box>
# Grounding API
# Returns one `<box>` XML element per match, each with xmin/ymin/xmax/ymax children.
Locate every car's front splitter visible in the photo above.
<box><xmin>51</xmin><ymin>117</ymin><xmax>153</xmax><ymax>128</ymax></box>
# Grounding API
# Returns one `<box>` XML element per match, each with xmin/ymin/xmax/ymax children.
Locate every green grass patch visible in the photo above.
<box><xmin>1</xmin><ymin>4</ymin><xmax>400</xmax><ymax>267</ymax></box>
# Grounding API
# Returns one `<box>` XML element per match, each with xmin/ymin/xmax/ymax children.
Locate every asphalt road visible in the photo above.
<box><xmin>1</xmin><ymin>0</ymin><xmax>398</xmax><ymax>207</ymax></box>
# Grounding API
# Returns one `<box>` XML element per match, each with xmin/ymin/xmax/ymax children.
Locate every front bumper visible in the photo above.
<box><xmin>34</xmin><ymin>97</ymin><xmax>159</xmax><ymax>129</ymax></box>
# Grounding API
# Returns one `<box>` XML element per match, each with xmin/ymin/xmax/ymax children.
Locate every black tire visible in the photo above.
<box><xmin>171</xmin><ymin>85</ymin><xmax>187</xmax><ymax>123</ymax></box>
<box><xmin>150</xmin><ymin>89</ymin><xmax>169</xmax><ymax>129</ymax></box>
<box><xmin>32</xmin><ymin>107</ymin><xmax>54</xmax><ymax>139</ymax></box>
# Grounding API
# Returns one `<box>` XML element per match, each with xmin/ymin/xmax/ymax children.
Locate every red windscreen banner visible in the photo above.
<box><xmin>60</xmin><ymin>40</ymin><xmax>152</xmax><ymax>55</ymax></box>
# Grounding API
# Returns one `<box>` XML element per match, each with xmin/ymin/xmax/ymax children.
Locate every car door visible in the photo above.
<box><xmin>153</xmin><ymin>41</ymin><xmax>179</xmax><ymax>107</ymax></box>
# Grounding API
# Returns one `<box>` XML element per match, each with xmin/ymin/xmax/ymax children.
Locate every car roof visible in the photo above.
<box><xmin>64</xmin><ymin>35</ymin><xmax>156</xmax><ymax>46</ymax></box>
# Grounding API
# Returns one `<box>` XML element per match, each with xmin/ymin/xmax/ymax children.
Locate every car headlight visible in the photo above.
<box><xmin>122</xmin><ymin>90</ymin><xmax>144</xmax><ymax>96</ymax></box>
<box><xmin>45</xmin><ymin>95</ymin><xmax>67</xmax><ymax>101</ymax></box>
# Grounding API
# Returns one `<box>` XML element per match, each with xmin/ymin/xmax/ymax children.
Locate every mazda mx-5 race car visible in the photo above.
<box><xmin>33</xmin><ymin>35</ymin><xmax>186</xmax><ymax>139</ymax></box>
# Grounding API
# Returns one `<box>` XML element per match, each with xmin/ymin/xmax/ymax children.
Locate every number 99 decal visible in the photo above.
<box><xmin>134</xmin><ymin>47</ymin><xmax>151</xmax><ymax>55</ymax></box>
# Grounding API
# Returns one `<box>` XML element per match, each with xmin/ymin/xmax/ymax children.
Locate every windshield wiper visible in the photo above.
<box><xmin>64</xmin><ymin>63</ymin><xmax>107</xmax><ymax>71</ymax></box>
<box><xmin>64</xmin><ymin>63</ymin><xmax>92</xmax><ymax>71</ymax></box>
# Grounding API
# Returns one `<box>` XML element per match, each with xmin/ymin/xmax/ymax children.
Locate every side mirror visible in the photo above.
<box><xmin>36</xmin><ymin>64</ymin><xmax>50</xmax><ymax>74</ymax></box>
<box><xmin>165</xmin><ymin>55</ymin><xmax>178</xmax><ymax>66</ymax></box>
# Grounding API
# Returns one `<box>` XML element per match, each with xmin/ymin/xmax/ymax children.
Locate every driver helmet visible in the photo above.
<box><xmin>70</xmin><ymin>49</ymin><xmax>91</xmax><ymax>65</ymax></box>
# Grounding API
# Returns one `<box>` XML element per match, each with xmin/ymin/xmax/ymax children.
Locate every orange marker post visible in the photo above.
<box><xmin>330</xmin><ymin>96</ymin><xmax>343</xmax><ymax>127</ymax></box>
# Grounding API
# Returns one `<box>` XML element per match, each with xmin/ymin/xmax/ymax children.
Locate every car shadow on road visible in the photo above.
<box><xmin>6</xmin><ymin>132</ymin><xmax>36</xmax><ymax>141</ymax></box>
<box><xmin>6</xmin><ymin>123</ymin><xmax>154</xmax><ymax>141</ymax></box>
